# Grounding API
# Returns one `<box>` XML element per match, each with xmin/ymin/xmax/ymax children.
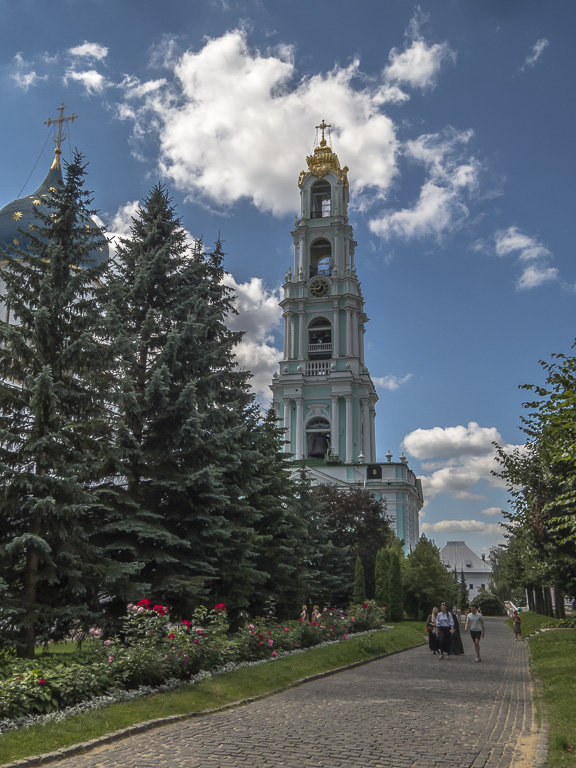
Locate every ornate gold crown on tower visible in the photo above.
<box><xmin>299</xmin><ymin>120</ymin><xmax>349</xmax><ymax>187</ymax></box>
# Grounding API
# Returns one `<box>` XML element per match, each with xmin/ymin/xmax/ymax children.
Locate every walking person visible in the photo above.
<box><xmin>436</xmin><ymin>602</ymin><xmax>455</xmax><ymax>659</ymax></box>
<box><xmin>464</xmin><ymin>604</ymin><xmax>485</xmax><ymax>662</ymax></box>
<box><xmin>449</xmin><ymin>606</ymin><xmax>464</xmax><ymax>655</ymax></box>
<box><xmin>512</xmin><ymin>610</ymin><xmax>522</xmax><ymax>640</ymax></box>
<box><xmin>426</xmin><ymin>607</ymin><xmax>439</xmax><ymax>655</ymax></box>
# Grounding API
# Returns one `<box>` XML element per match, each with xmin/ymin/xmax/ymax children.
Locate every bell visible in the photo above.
<box><xmin>309</xmin><ymin>434</ymin><xmax>328</xmax><ymax>458</ymax></box>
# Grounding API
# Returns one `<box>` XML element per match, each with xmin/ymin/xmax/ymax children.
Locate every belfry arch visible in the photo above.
<box><xmin>310</xmin><ymin>179</ymin><xmax>331</xmax><ymax>218</ymax></box>
<box><xmin>306</xmin><ymin>417</ymin><xmax>331</xmax><ymax>459</ymax></box>
<box><xmin>309</xmin><ymin>238</ymin><xmax>331</xmax><ymax>278</ymax></box>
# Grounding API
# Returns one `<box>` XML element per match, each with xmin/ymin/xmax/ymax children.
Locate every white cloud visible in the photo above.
<box><xmin>520</xmin><ymin>38</ymin><xmax>549</xmax><ymax>71</ymax></box>
<box><xmin>11</xmin><ymin>52</ymin><xmax>46</xmax><ymax>90</ymax></box>
<box><xmin>421</xmin><ymin>519</ymin><xmax>503</xmax><ymax>535</ymax></box>
<box><xmin>373</xmin><ymin>374</ymin><xmax>412</xmax><ymax>391</ymax></box>
<box><xmin>369</xmin><ymin>129</ymin><xmax>479</xmax><ymax>240</ymax></box>
<box><xmin>384</xmin><ymin>39</ymin><xmax>455</xmax><ymax>90</ymax></box>
<box><xmin>517</xmin><ymin>265</ymin><xmax>559</xmax><ymax>291</ymax></box>
<box><xmin>481</xmin><ymin>507</ymin><xmax>503</xmax><ymax>517</ymax></box>
<box><xmin>64</xmin><ymin>69</ymin><xmax>108</xmax><ymax>94</ymax></box>
<box><xmin>222</xmin><ymin>274</ymin><xmax>282</xmax><ymax>400</ymax></box>
<box><xmin>403</xmin><ymin>422</ymin><xmax>500</xmax><ymax>459</ymax></box>
<box><xmin>68</xmin><ymin>42</ymin><xmax>109</xmax><ymax>61</ymax></box>
<box><xmin>495</xmin><ymin>226</ymin><xmax>551</xmax><ymax>261</ymax></box>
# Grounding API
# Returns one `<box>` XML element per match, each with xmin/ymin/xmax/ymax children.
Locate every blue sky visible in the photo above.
<box><xmin>1</xmin><ymin>0</ymin><xmax>574</xmax><ymax>556</ymax></box>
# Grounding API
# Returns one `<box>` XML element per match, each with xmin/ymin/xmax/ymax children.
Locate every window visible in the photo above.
<box><xmin>308</xmin><ymin>317</ymin><xmax>332</xmax><ymax>359</ymax></box>
<box><xmin>469</xmin><ymin>584</ymin><xmax>474</xmax><ymax>589</ymax></box>
<box><xmin>310</xmin><ymin>180</ymin><xmax>331</xmax><ymax>218</ymax></box>
<box><xmin>309</xmin><ymin>239</ymin><xmax>332</xmax><ymax>278</ymax></box>
<box><xmin>306</xmin><ymin>417</ymin><xmax>331</xmax><ymax>459</ymax></box>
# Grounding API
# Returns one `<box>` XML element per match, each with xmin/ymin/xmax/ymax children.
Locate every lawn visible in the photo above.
<box><xmin>0</xmin><ymin>622</ymin><xmax>425</xmax><ymax>765</ymax></box>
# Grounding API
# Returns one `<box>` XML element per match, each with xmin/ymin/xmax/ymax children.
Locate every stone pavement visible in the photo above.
<box><xmin>39</xmin><ymin>618</ymin><xmax>541</xmax><ymax>768</ymax></box>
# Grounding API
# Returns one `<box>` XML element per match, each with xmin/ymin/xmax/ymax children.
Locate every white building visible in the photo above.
<box><xmin>270</xmin><ymin>123</ymin><xmax>423</xmax><ymax>549</ymax></box>
<box><xmin>439</xmin><ymin>541</ymin><xmax>492</xmax><ymax>602</ymax></box>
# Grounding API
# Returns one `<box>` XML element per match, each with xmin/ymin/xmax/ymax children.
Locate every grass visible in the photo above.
<box><xmin>0</xmin><ymin>622</ymin><xmax>424</xmax><ymax>765</ymax></box>
<box><xmin>514</xmin><ymin>612</ymin><xmax>576</xmax><ymax>767</ymax></box>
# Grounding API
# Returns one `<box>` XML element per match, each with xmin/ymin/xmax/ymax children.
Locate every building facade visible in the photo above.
<box><xmin>271</xmin><ymin>124</ymin><xmax>423</xmax><ymax>549</ymax></box>
<box><xmin>439</xmin><ymin>541</ymin><xmax>493</xmax><ymax>602</ymax></box>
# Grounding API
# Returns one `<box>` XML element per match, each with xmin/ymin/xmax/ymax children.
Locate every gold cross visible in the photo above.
<box><xmin>45</xmin><ymin>103</ymin><xmax>78</xmax><ymax>151</ymax></box>
<box><xmin>315</xmin><ymin>119</ymin><xmax>331</xmax><ymax>145</ymax></box>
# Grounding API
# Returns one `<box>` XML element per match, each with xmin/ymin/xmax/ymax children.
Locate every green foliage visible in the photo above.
<box><xmin>474</xmin><ymin>592</ymin><xmax>505</xmax><ymax>616</ymax></box>
<box><xmin>353</xmin><ymin>556</ymin><xmax>366</xmax><ymax>604</ymax></box>
<box><xmin>387</xmin><ymin>551</ymin><xmax>403</xmax><ymax>621</ymax></box>
<box><xmin>374</xmin><ymin>547</ymin><xmax>388</xmax><ymax>606</ymax></box>
<box><xmin>403</xmin><ymin>536</ymin><xmax>457</xmax><ymax>619</ymax></box>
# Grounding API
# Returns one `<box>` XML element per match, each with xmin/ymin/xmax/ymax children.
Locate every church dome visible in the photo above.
<box><xmin>0</xmin><ymin>147</ymin><xmax>108</xmax><ymax>267</ymax></box>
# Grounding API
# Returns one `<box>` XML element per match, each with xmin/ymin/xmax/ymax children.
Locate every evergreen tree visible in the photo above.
<box><xmin>403</xmin><ymin>536</ymin><xmax>455</xmax><ymax>619</ymax></box>
<box><xmin>353</xmin><ymin>555</ymin><xmax>366</xmax><ymax>604</ymax></box>
<box><xmin>107</xmin><ymin>187</ymin><xmax>263</xmax><ymax>617</ymax></box>
<box><xmin>0</xmin><ymin>153</ymin><xmax>117</xmax><ymax>656</ymax></box>
<box><xmin>459</xmin><ymin>569</ymin><xmax>469</xmax><ymax>608</ymax></box>
<box><xmin>388</xmin><ymin>550</ymin><xmax>403</xmax><ymax>621</ymax></box>
<box><xmin>374</xmin><ymin>547</ymin><xmax>388</xmax><ymax>607</ymax></box>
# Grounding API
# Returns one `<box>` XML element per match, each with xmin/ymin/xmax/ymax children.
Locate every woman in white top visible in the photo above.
<box><xmin>464</xmin><ymin>604</ymin><xmax>485</xmax><ymax>662</ymax></box>
<box><xmin>435</xmin><ymin>602</ymin><xmax>454</xmax><ymax>659</ymax></box>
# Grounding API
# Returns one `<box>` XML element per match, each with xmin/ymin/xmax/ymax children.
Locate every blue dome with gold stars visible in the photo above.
<box><xmin>0</xmin><ymin>106</ymin><xmax>108</xmax><ymax>266</ymax></box>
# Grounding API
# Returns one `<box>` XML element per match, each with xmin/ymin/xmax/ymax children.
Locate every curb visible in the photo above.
<box><xmin>0</xmin><ymin>642</ymin><xmax>423</xmax><ymax>768</ymax></box>
<box><xmin>524</xmin><ymin>638</ymin><xmax>549</xmax><ymax>768</ymax></box>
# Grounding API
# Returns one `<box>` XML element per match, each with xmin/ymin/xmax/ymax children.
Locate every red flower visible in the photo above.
<box><xmin>362</xmin><ymin>603</ymin><xmax>368</xmax><ymax>608</ymax></box>
<box><xmin>153</xmin><ymin>604</ymin><xmax>168</xmax><ymax>615</ymax></box>
<box><xmin>137</xmin><ymin>598</ymin><xmax>151</xmax><ymax>608</ymax></box>
<box><xmin>38</xmin><ymin>679</ymin><xmax>46</xmax><ymax>686</ymax></box>
<box><xmin>181</xmin><ymin>619</ymin><xmax>191</xmax><ymax>627</ymax></box>
<box><xmin>167</xmin><ymin>633</ymin><xmax>176</xmax><ymax>639</ymax></box>
<box><xmin>214</xmin><ymin>603</ymin><xmax>226</xmax><ymax>612</ymax></box>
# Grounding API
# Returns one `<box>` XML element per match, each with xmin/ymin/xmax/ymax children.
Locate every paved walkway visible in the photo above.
<box><xmin>40</xmin><ymin>618</ymin><xmax>540</xmax><ymax>768</ymax></box>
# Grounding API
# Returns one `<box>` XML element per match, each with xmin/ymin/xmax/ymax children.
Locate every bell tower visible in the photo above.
<box><xmin>271</xmin><ymin>123</ymin><xmax>423</xmax><ymax>549</ymax></box>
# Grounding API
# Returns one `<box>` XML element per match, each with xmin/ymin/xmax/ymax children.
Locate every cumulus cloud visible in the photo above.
<box><xmin>384</xmin><ymin>38</ymin><xmax>455</xmax><ymax>91</ymax></box>
<box><xmin>517</xmin><ymin>265</ymin><xmax>559</xmax><ymax>291</ymax></box>
<box><xmin>494</xmin><ymin>226</ymin><xmax>558</xmax><ymax>290</ymax></box>
<box><xmin>369</xmin><ymin>129</ymin><xmax>479</xmax><ymax>240</ymax></box>
<box><xmin>10</xmin><ymin>52</ymin><xmax>46</xmax><ymax>90</ymax></box>
<box><xmin>68</xmin><ymin>42</ymin><xmax>109</xmax><ymax>61</ymax></box>
<box><xmin>64</xmin><ymin>69</ymin><xmax>108</xmax><ymax>94</ymax></box>
<box><xmin>222</xmin><ymin>274</ymin><xmax>282</xmax><ymax>400</ymax></box>
<box><xmin>373</xmin><ymin>374</ymin><xmax>412</xmax><ymax>391</ymax></box>
<box><xmin>403</xmin><ymin>422</ymin><xmax>500</xmax><ymax>460</ymax></box>
<box><xmin>481</xmin><ymin>507</ymin><xmax>503</xmax><ymax>517</ymax></box>
<box><xmin>421</xmin><ymin>519</ymin><xmax>503</xmax><ymax>535</ymax></box>
<box><xmin>495</xmin><ymin>226</ymin><xmax>551</xmax><ymax>261</ymax></box>
<box><xmin>402</xmin><ymin>422</ymin><xmax>519</xmax><ymax>502</ymax></box>
<box><xmin>520</xmin><ymin>38</ymin><xmax>549</xmax><ymax>71</ymax></box>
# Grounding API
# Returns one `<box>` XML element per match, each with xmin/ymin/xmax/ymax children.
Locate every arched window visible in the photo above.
<box><xmin>306</xmin><ymin>417</ymin><xmax>331</xmax><ymax>459</ymax></box>
<box><xmin>309</xmin><ymin>238</ymin><xmax>331</xmax><ymax>278</ymax></box>
<box><xmin>310</xmin><ymin>179</ymin><xmax>331</xmax><ymax>219</ymax></box>
<box><xmin>308</xmin><ymin>316</ymin><xmax>332</xmax><ymax>358</ymax></box>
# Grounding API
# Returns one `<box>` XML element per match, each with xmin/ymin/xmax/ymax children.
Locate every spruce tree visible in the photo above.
<box><xmin>374</xmin><ymin>547</ymin><xmax>388</xmax><ymax>607</ymax></box>
<box><xmin>388</xmin><ymin>550</ymin><xmax>404</xmax><ymax>621</ymax></box>
<box><xmin>107</xmin><ymin>187</ymin><xmax>262</xmax><ymax>617</ymax></box>
<box><xmin>353</xmin><ymin>555</ymin><xmax>366</xmax><ymax>604</ymax></box>
<box><xmin>0</xmin><ymin>153</ymin><xmax>116</xmax><ymax>656</ymax></box>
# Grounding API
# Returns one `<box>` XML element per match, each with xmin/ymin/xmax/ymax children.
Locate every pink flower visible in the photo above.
<box><xmin>343</xmin><ymin>634</ymin><xmax>348</xmax><ymax>640</ymax></box>
<box><xmin>272</xmin><ymin>651</ymin><xmax>277</xmax><ymax>657</ymax></box>
<box><xmin>103</xmin><ymin>639</ymin><xmax>111</xmax><ymax>646</ymax></box>
<box><xmin>268</xmin><ymin>639</ymin><xmax>274</xmax><ymax>647</ymax></box>
<box><xmin>248</xmin><ymin>624</ymin><xmax>254</xmax><ymax>630</ymax></box>
<box><xmin>362</xmin><ymin>603</ymin><xmax>368</xmax><ymax>608</ymax></box>
<box><xmin>108</xmin><ymin>656</ymin><xmax>114</xmax><ymax>663</ymax></box>
<box><xmin>181</xmin><ymin>619</ymin><xmax>191</xmax><ymax>628</ymax></box>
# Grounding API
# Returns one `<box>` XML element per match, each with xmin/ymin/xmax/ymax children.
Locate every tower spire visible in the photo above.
<box><xmin>45</xmin><ymin>103</ymin><xmax>78</xmax><ymax>170</ymax></box>
<box><xmin>315</xmin><ymin>119</ymin><xmax>332</xmax><ymax>147</ymax></box>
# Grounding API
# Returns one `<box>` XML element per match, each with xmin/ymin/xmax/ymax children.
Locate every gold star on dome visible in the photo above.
<box><xmin>32</xmin><ymin>199</ymin><xmax>42</xmax><ymax>206</ymax></box>
<box><xmin>13</xmin><ymin>238</ymin><xmax>20</xmax><ymax>245</ymax></box>
<box><xmin>12</xmin><ymin>211</ymin><xmax>23</xmax><ymax>221</ymax></box>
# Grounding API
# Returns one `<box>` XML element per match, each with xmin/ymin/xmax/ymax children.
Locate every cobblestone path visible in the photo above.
<box><xmin>40</xmin><ymin>618</ymin><xmax>538</xmax><ymax>768</ymax></box>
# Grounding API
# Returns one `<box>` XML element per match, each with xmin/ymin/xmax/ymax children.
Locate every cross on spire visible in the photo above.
<box><xmin>315</xmin><ymin>119</ymin><xmax>331</xmax><ymax>146</ymax></box>
<box><xmin>45</xmin><ymin>103</ymin><xmax>78</xmax><ymax>153</ymax></box>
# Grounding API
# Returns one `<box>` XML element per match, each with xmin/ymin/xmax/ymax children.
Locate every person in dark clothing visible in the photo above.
<box><xmin>449</xmin><ymin>607</ymin><xmax>464</xmax><ymax>655</ymax></box>
<box><xmin>436</xmin><ymin>603</ymin><xmax>454</xmax><ymax>659</ymax></box>
<box><xmin>426</xmin><ymin>607</ymin><xmax>439</xmax><ymax>655</ymax></box>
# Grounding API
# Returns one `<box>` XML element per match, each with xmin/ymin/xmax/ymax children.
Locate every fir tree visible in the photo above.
<box><xmin>388</xmin><ymin>550</ymin><xmax>404</xmax><ymax>621</ymax></box>
<box><xmin>374</xmin><ymin>547</ymin><xmax>388</xmax><ymax>607</ymax></box>
<box><xmin>353</xmin><ymin>555</ymin><xmax>366</xmax><ymax>604</ymax></box>
<box><xmin>0</xmin><ymin>153</ymin><xmax>115</xmax><ymax>656</ymax></box>
<box><xmin>107</xmin><ymin>187</ymin><xmax>263</xmax><ymax>617</ymax></box>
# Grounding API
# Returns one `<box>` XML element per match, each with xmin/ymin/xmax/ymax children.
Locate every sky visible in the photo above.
<box><xmin>1</xmin><ymin>0</ymin><xmax>574</xmax><ymax>558</ymax></box>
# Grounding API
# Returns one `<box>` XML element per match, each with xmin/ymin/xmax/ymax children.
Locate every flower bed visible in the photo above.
<box><xmin>0</xmin><ymin>601</ymin><xmax>387</xmax><ymax>722</ymax></box>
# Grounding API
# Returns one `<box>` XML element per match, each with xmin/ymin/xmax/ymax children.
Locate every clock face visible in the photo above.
<box><xmin>309</xmin><ymin>277</ymin><xmax>330</xmax><ymax>297</ymax></box>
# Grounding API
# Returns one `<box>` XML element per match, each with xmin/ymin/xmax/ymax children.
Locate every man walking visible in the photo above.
<box><xmin>464</xmin><ymin>604</ymin><xmax>485</xmax><ymax>662</ymax></box>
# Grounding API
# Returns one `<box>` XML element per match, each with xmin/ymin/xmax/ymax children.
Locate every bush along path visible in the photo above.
<box><xmin>0</xmin><ymin>600</ymin><xmax>389</xmax><ymax>727</ymax></box>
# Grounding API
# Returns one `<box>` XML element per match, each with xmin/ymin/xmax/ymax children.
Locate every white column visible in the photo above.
<box><xmin>295</xmin><ymin>398</ymin><xmax>304</xmax><ymax>460</ymax></box>
<box><xmin>331</xmin><ymin>395</ymin><xmax>339</xmax><ymax>456</ymax></box>
<box><xmin>370</xmin><ymin>405</ymin><xmax>376</xmax><ymax>462</ymax></box>
<box><xmin>345</xmin><ymin>395</ymin><xmax>353</xmax><ymax>463</ymax></box>
<box><xmin>360</xmin><ymin>324</ymin><xmax>365</xmax><ymax>364</ymax></box>
<box><xmin>283</xmin><ymin>398</ymin><xmax>292</xmax><ymax>453</ymax></box>
<box><xmin>361</xmin><ymin>398</ymin><xmax>369</xmax><ymax>460</ymax></box>
<box><xmin>351</xmin><ymin>309</ymin><xmax>358</xmax><ymax>358</ymax></box>
<box><xmin>333</xmin><ymin>305</ymin><xmax>340</xmax><ymax>357</ymax></box>
<box><xmin>346</xmin><ymin>309</ymin><xmax>352</xmax><ymax>356</ymax></box>
<box><xmin>283</xmin><ymin>313</ymin><xmax>289</xmax><ymax>359</ymax></box>
<box><xmin>298</xmin><ymin>311</ymin><xmax>306</xmax><ymax>359</ymax></box>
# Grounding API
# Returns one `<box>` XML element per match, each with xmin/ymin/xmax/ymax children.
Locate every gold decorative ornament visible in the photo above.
<box><xmin>32</xmin><ymin>199</ymin><xmax>42</xmax><ymax>206</ymax></box>
<box><xmin>12</xmin><ymin>211</ymin><xmax>23</xmax><ymax>221</ymax></box>
<box><xmin>309</xmin><ymin>277</ymin><xmax>330</xmax><ymax>297</ymax></box>
<box><xmin>299</xmin><ymin>119</ymin><xmax>349</xmax><ymax>188</ymax></box>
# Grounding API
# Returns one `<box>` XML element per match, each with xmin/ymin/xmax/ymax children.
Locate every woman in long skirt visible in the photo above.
<box><xmin>426</xmin><ymin>607</ymin><xmax>439</xmax><ymax>655</ymax></box>
<box><xmin>435</xmin><ymin>603</ymin><xmax>454</xmax><ymax>659</ymax></box>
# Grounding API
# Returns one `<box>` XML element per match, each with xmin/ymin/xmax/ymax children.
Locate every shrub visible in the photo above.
<box><xmin>475</xmin><ymin>593</ymin><xmax>506</xmax><ymax>616</ymax></box>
